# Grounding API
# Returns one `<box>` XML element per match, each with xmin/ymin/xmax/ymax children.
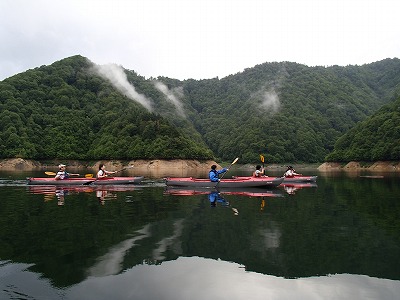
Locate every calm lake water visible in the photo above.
<box><xmin>0</xmin><ymin>169</ymin><xmax>399</xmax><ymax>300</ymax></box>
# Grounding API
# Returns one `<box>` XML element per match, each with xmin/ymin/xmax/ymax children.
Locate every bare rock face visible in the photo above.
<box><xmin>317</xmin><ymin>162</ymin><xmax>342</xmax><ymax>171</ymax></box>
<box><xmin>0</xmin><ymin>158</ymin><xmax>41</xmax><ymax>170</ymax></box>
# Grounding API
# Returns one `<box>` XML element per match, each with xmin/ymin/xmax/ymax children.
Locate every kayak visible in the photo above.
<box><xmin>282</xmin><ymin>175</ymin><xmax>317</xmax><ymax>183</ymax></box>
<box><xmin>26</xmin><ymin>176</ymin><xmax>144</xmax><ymax>185</ymax></box>
<box><xmin>164</xmin><ymin>176</ymin><xmax>284</xmax><ymax>188</ymax></box>
<box><xmin>164</xmin><ymin>186</ymin><xmax>284</xmax><ymax>197</ymax></box>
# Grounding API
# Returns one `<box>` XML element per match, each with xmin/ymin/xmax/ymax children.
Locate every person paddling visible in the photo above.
<box><xmin>97</xmin><ymin>164</ymin><xmax>117</xmax><ymax>179</ymax></box>
<box><xmin>209</xmin><ymin>164</ymin><xmax>228</xmax><ymax>182</ymax></box>
<box><xmin>284</xmin><ymin>166</ymin><xmax>301</xmax><ymax>178</ymax></box>
<box><xmin>253</xmin><ymin>165</ymin><xmax>265</xmax><ymax>177</ymax></box>
<box><xmin>55</xmin><ymin>164</ymin><xmax>79</xmax><ymax>180</ymax></box>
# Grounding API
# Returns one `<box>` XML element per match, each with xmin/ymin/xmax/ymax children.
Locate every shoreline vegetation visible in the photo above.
<box><xmin>1</xmin><ymin>158</ymin><xmax>400</xmax><ymax>172</ymax></box>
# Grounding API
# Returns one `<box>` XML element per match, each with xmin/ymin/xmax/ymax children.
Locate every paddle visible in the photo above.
<box><xmin>45</xmin><ymin>171</ymin><xmax>92</xmax><ymax>177</ymax></box>
<box><xmin>83</xmin><ymin>165</ymin><xmax>134</xmax><ymax>185</ymax></box>
<box><xmin>260</xmin><ymin>154</ymin><xmax>265</xmax><ymax>175</ymax></box>
<box><xmin>45</xmin><ymin>171</ymin><xmax>80</xmax><ymax>176</ymax></box>
<box><xmin>215</xmin><ymin>157</ymin><xmax>239</xmax><ymax>188</ymax></box>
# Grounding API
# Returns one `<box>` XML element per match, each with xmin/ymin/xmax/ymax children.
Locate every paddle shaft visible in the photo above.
<box><xmin>215</xmin><ymin>158</ymin><xmax>239</xmax><ymax>188</ymax></box>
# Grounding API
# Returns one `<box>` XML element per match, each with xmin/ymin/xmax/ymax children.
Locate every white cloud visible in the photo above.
<box><xmin>93</xmin><ymin>63</ymin><xmax>153</xmax><ymax>111</ymax></box>
<box><xmin>0</xmin><ymin>0</ymin><xmax>399</xmax><ymax>81</ymax></box>
<box><xmin>154</xmin><ymin>81</ymin><xmax>186</xmax><ymax>117</ymax></box>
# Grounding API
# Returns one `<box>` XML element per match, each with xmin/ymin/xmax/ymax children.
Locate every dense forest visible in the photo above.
<box><xmin>326</xmin><ymin>95</ymin><xmax>400</xmax><ymax>162</ymax></box>
<box><xmin>1</xmin><ymin>55</ymin><xmax>399</xmax><ymax>163</ymax></box>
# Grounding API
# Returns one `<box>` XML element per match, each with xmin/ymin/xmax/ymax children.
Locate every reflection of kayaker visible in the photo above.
<box><xmin>56</xmin><ymin>189</ymin><xmax>66</xmax><ymax>205</ymax></box>
<box><xmin>208</xmin><ymin>191</ymin><xmax>229</xmax><ymax>207</ymax></box>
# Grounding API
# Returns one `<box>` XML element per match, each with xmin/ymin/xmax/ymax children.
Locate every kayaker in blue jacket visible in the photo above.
<box><xmin>209</xmin><ymin>164</ymin><xmax>228</xmax><ymax>182</ymax></box>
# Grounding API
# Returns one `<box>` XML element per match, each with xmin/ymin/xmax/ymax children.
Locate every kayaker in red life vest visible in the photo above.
<box><xmin>97</xmin><ymin>164</ymin><xmax>117</xmax><ymax>179</ymax></box>
<box><xmin>209</xmin><ymin>165</ymin><xmax>228</xmax><ymax>182</ymax></box>
<box><xmin>55</xmin><ymin>164</ymin><xmax>80</xmax><ymax>180</ymax></box>
<box><xmin>253</xmin><ymin>165</ymin><xmax>265</xmax><ymax>177</ymax></box>
<box><xmin>284</xmin><ymin>166</ymin><xmax>301</xmax><ymax>178</ymax></box>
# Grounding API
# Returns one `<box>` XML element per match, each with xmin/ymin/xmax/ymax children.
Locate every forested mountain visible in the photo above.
<box><xmin>0</xmin><ymin>56</ymin><xmax>213</xmax><ymax>160</ymax></box>
<box><xmin>1</xmin><ymin>55</ymin><xmax>399</xmax><ymax>163</ymax></box>
<box><xmin>326</xmin><ymin>95</ymin><xmax>400</xmax><ymax>162</ymax></box>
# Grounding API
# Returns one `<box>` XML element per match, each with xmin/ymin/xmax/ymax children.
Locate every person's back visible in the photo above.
<box><xmin>253</xmin><ymin>165</ymin><xmax>264</xmax><ymax>177</ymax></box>
<box><xmin>209</xmin><ymin>164</ymin><xmax>227</xmax><ymax>182</ymax></box>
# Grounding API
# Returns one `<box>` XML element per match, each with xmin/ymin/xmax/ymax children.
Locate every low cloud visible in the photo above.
<box><xmin>259</xmin><ymin>89</ymin><xmax>281</xmax><ymax>113</ymax></box>
<box><xmin>154</xmin><ymin>81</ymin><xmax>186</xmax><ymax>117</ymax></box>
<box><xmin>93</xmin><ymin>63</ymin><xmax>153</xmax><ymax>112</ymax></box>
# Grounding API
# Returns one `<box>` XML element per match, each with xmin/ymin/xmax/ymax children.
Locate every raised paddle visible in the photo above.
<box><xmin>215</xmin><ymin>157</ymin><xmax>239</xmax><ymax>188</ymax></box>
<box><xmin>83</xmin><ymin>165</ymin><xmax>134</xmax><ymax>185</ymax></box>
<box><xmin>260</xmin><ymin>154</ymin><xmax>265</xmax><ymax>175</ymax></box>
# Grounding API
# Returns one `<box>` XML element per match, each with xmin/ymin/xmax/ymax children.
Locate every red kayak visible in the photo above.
<box><xmin>164</xmin><ymin>186</ymin><xmax>284</xmax><ymax>197</ymax></box>
<box><xmin>164</xmin><ymin>176</ymin><xmax>284</xmax><ymax>188</ymax></box>
<box><xmin>26</xmin><ymin>176</ymin><xmax>144</xmax><ymax>185</ymax></box>
<box><xmin>282</xmin><ymin>175</ymin><xmax>317</xmax><ymax>183</ymax></box>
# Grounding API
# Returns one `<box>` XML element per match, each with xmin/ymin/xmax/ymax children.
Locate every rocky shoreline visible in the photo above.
<box><xmin>317</xmin><ymin>161</ymin><xmax>400</xmax><ymax>172</ymax></box>
<box><xmin>1</xmin><ymin>158</ymin><xmax>399</xmax><ymax>172</ymax></box>
<box><xmin>0</xmin><ymin>158</ymin><xmax>219</xmax><ymax>171</ymax></box>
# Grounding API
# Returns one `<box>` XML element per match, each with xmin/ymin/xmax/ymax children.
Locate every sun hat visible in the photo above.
<box><xmin>58</xmin><ymin>164</ymin><xmax>66</xmax><ymax>168</ymax></box>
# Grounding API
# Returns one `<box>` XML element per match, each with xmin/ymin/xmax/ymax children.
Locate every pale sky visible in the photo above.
<box><xmin>1</xmin><ymin>0</ymin><xmax>399</xmax><ymax>81</ymax></box>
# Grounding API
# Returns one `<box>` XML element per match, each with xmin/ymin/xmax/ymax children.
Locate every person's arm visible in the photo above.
<box><xmin>217</xmin><ymin>168</ymin><xmax>227</xmax><ymax>175</ymax></box>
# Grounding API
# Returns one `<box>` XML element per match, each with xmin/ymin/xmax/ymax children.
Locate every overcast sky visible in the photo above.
<box><xmin>1</xmin><ymin>0</ymin><xmax>399</xmax><ymax>81</ymax></box>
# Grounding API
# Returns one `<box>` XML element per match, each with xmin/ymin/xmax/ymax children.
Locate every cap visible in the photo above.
<box><xmin>58</xmin><ymin>164</ymin><xmax>66</xmax><ymax>168</ymax></box>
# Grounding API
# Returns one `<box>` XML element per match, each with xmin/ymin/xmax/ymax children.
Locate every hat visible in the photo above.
<box><xmin>58</xmin><ymin>164</ymin><xmax>66</xmax><ymax>168</ymax></box>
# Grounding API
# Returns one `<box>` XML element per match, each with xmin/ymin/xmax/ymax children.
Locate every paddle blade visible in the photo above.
<box><xmin>260</xmin><ymin>155</ymin><xmax>265</xmax><ymax>163</ymax></box>
<box><xmin>231</xmin><ymin>157</ymin><xmax>239</xmax><ymax>165</ymax></box>
<box><xmin>45</xmin><ymin>171</ymin><xmax>56</xmax><ymax>176</ymax></box>
<box><xmin>85</xmin><ymin>174</ymin><xmax>94</xmax><ymax>178</ymax></box>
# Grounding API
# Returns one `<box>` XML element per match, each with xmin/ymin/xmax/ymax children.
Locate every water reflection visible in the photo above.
<box><xmin>27</xmin><ymin>185</ymin><xmax>137</xmax><ymax>205</ymax></box>
<box><xmin>1</xmin><ymin>257</ymin><xmax>400</xmax><ymax>300</ymax></box>
<box><xmin>1</xmin><ymin>171</ymin><xmax>400</xmax><ymax>299</ymax></box>
<box><xmin>280</xmin><ymin>182</ymin><xmax>318</xmax><ymax>195</ymax></box>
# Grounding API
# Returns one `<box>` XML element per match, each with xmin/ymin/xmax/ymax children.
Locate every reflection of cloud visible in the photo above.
<box><xmin>93</xmin><ymin>64</ymin><xmax>153</xmax><ymax>111</ymax></box>
<box><xmin>152</xmin><ymin>219</ymin><xmax>184</xmax><ymax>260</ymax></box>
<box><xmin>2</xmin><ymin>257</ymin><xmax>400</xmax><ymax>299</ymax></box>
<box><xmin>259</xmin><ymin>226</ymin><xmax>281</xmax><ymax>248</ymax></box>
<box><xmin>71</xmin><ymin>257</ymin><xmax>400</xmax><ymax>300</ymax></box>
<box><xmin>87</xmin><ymin>225</ymin><xmax>151</xmax><ymax>277</ymax></box>
<box><xmin>154</xmin><ymin>81</ymin><xmax>186</xmax><ymax>117</ymax></box>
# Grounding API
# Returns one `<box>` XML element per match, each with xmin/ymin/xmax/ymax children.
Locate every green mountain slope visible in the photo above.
<box><xmin>178</xmin><ymin>59</ymin><xmax>400</xmax><ymax>162</ymax></box>
<box><xmin>1</xmin><ymin>55</ymin><xmax>400</xmax><ymax>163</ymax></box>
<box><xmin>0</xmin><ymin>56</ymin><xmax>213</xmax><ymax>160</ymax></box>
<box><xmin>326</xmin><ymin>95</ymin><xmax>400</xmax><ymax>161</ymax></box>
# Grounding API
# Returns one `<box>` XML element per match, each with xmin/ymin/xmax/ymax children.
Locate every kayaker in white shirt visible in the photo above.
<box><xmin>284</xmin><ymin>166</ymin><xmax>301</xmax><ymax>178</ymax></box>
<box><xmin>55</xmin><ymin>164</ymin><xmax>80</xmax><ymax>180</ymax></box>
<box><xmin>97</xmin><ymin>164</ymin><xmax>117</xmax><ymax>178</ymax></box>
<box><xmin>253</xmin><ymin>165</ymin><xmax>265</xmax><ymax>177</ymax></box>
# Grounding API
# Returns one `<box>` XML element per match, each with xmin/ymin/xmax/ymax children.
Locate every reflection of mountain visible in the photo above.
<box><xmin>1</xmin><ymin>178</ymin><xmax>400</xmax><ymax>290</ymax></box>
